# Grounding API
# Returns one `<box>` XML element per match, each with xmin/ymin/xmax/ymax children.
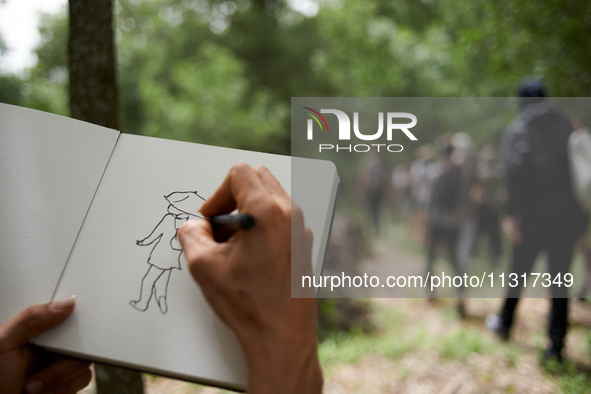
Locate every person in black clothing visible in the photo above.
<box><xmin>487</xmin><ymin>80</ymin><xmax>585</xmax><ymax>362</ymax></box>
<box><xmin>356</xmin><ymin>151</ymin><xmax>389</xmax><ymax>235</ymax></box>
<box><xmin>425</xmin><ymin>143</ymin><xmax>466</xmax><ymax>314</ymax></box>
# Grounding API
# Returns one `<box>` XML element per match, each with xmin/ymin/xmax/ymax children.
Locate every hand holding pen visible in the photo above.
<box><xmin>177</xmin><ymin>163</ymin><xmax>322</xmax><ymax>394</ymax></box>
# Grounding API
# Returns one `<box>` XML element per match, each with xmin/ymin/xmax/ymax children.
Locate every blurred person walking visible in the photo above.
<box><xmin>487</xmin><ymin>80</ymin><xmax>586</xmax><ymax>363</ymax></box>
<box><xmin>355</xmin><ymin>151</ymin><xmax>389</xmax><ymax>235</ymax></box>
<box><xmin>451</xmin><ymin>132</ymin><xmax>479</xmax><ymax>271</ymax></box>
<box><xmin>410</xmin><ymin>145</ymin><xmax>436</xmax><ymax>243</ymax></box>
<box><xmin>391</xmin><ymin>163</ymin><xmax>412</xmax><ymax>223</ymax></box>
<box><xmin>425</xmin><ymin>140</ymin><xmax>466</xmax><ymax>315</ymax></box>
<box><xmin>472</xmin><ymin>144</ymin><xmax>504</xmax><ymax>268</ymax></box>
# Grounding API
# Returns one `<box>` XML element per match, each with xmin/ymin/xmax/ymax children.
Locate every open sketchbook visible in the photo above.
<box><xmin>0</xmin><ymin>103</ymin><xmax>338</xmax><ymax>391</ymax></box>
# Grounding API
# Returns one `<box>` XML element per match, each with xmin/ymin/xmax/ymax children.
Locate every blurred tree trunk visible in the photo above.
<box><xmin>69</xmin><ymin>0</ymin><xmax>118</xmax><ymax>128</ymax></box>
<box><xmin>68</xmin><ymin>0</ymin><xmax>143</xmax><ymax>392</ymax></box>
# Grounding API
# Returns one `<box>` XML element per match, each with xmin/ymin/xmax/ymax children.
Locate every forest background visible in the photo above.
<box><xmin>1</xmin><ymin>0</ymin><xmax>590</xmax><ymax>157</ymax></box>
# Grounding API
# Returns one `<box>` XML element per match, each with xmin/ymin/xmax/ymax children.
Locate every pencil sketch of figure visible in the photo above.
<box><xmin>130</xmin><ymin>191</ymin><xmax>205</xmax><ymax>314</ymax></box>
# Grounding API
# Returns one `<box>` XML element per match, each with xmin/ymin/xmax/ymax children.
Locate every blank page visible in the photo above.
<box><xmin>0</xmin><ymin>104</ymin><xmax>119</xmax><ymax>323</ymax></box>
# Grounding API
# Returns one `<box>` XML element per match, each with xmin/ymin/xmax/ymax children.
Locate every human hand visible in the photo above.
<box><xmin>502</xmin><ymin>215</ymin><xmax>523</xmax><ymax>245</ymax></box>
<box><xmin>0</xmin><ymin>296</ymin><xmax>92</xmax><ymax>394</ymax></box>
<box><xmin>178</xmin><ymin>163</ymin><xmax>322</xmax><ymax>394</ymax></box>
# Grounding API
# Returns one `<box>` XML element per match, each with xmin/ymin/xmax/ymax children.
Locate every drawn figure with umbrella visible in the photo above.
<box><xmin>130</xmin><ymin>191</ymin><xmax>205</xmax><ymax>314</ymax></box>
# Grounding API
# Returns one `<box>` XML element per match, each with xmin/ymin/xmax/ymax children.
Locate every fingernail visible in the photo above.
<box><xmin>51</xmin><ymin>295</ymin><xmax>77</xmax><ymax>310</ymax></box>
<box><xmin>25</xmin><ymin>380</ymin><xmax>43</xmax><ymax>394</ymax></box>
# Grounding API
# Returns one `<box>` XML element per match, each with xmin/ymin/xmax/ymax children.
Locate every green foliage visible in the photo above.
<box><xmin>558</xmin><ymin>372</ymin><xmax>591</xmax><ymax>394</ymax></box>
<box><xmin>0</xmin><ymin>8</ymin><xmax>68</xmax><ymax>115</ymax></box>
<box><xmin>115</xmin><ymin>0</ymin><xmax>294</xmax><ymax>152</ymax></box>
<box><xmin>0</xmin><ymin>30</ymin><xmax>26</xmax><ymax>106</ymax></box>
<box><xmin>501</xmin><ymin>344</ymin><xmax>520</xmax><ymax>369</ymax></box>
<box><xmin>547</xmin><ymin>332</ymin><xmax>591</xmax><ymax>393</ymax></box>
<box><xmin>31</xmin><ymin>11</ymin><xmax>68</xmax><ymax>81</ymax></box>
<box><xmin>131</xmin><ymin>40</ymin><xmax>285</xmax><ymax>149</ymax></box>
<box><xmin>319</xmin><ymin>327</ymin><xmax>418</xmax><ymax>365</ymax></box>
<box><xmin>540</xmin><ymin>356</ymin><xmax>591</xmax><ymax>394</ymax></box>
<box><xmin>439</xmin><ymin>327</ymin><xmax>495</xmax><ymax>361</ymax></box>
<box><xmin>438</xmin><ymin>0</ymin><xmax>591</xmax><ymax>96</ymax></box>
<box><xmin>0</xmin><ymin>74</ymin><xmax>24</xmax><ymax>104</ymax></box>
<box><xmin>317</xmin><ymin>298</ymin><xmax>375</xmax><ymax>341</ymax></box>
<box><xmin>0</xmin><ymin>32</ymin><xmax>7</xmax><ymax>56</ymax></box>
<box><xmin>318</xmin><ymin>304</ymin><xmax>416</xmax><ymax>366</ymax></box>
<box><xmin>319</xmin><ymin>332</ymin><xmax>370</xmax><ymax>365</ymax></box>
<box><xmin>5</xmin><ymin>0</ymin><xmax>591</xmax><ymax>152</ymax></box>
<box><xmin>313</xmin><ymin>0</ymin><xmax>450</xmax><ymax>97</ymax></box>
<box><xmin>24</xmin><ymin>78</ymin><xmax>69</xmax><ymax>116</ymax></box>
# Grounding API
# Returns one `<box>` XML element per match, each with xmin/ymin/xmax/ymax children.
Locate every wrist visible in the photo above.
<box><xmin>240</xmin><ymin>331</ymin><xmax>322</xmax><ymax>394</ymax></box>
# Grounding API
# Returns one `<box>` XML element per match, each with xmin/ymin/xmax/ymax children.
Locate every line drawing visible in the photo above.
<box><xmin>130</xmin><ymin>191</ymin><xmax>205</xmax><ymax>314</ymax></box>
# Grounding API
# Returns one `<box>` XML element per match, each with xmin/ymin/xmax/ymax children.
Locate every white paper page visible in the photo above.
<box><xmin>0</xmin><ymin>104</ymin><xmax>119</xmax><ymax>323</ymax></box>
<box><xmin>36</xmin><ymin>133</ymin><xmax>340</xmax><ymax>390</ymax></box>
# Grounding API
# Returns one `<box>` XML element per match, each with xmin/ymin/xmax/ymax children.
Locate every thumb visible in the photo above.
<box><xmin>0</xmin><ymin>295</ymin><xmax>77</xmax><ymax>350</ymax></box>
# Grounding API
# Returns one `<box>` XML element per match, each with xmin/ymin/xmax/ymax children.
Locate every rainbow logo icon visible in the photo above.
<box><xmin>302</xmin><ymin>107</ymin><xmax>329</xmax><ymax>132</ymax></box>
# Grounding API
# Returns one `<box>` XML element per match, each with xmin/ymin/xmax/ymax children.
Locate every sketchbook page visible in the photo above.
<box><xmin>0</xmin><ymin>104</ymin><xmax>119</xmax><ymax>324</ymax></box>
<box><xmin>38</xmin><ymin>133</ymin><xmax>316</xmax><ymax>389</ymax></box>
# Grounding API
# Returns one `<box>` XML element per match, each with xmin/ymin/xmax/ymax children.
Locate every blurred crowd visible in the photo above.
<box><xmin>357</xmin><ymin>132</ymin><xmax>507</xmax><ymax>272</ymax></box>
<box><xmin>354</xmin><ymin>83</ymin><xmax>591</xmax><ymax>363</ymax></box>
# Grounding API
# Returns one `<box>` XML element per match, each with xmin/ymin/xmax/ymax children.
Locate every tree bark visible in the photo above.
<box><xmin>68</xmin><ymin>1</ymin><xmax>143</xmax><ymax>392</ymax></box>
<box><xmin>94</xmin><ymin>364</ymin><xmax>145</xmax><ymax>394</ymax></box>
<box><xmin>69</xmin><ymin>0</ymin><xmax>118</xmax><ymax>128</ymax></box>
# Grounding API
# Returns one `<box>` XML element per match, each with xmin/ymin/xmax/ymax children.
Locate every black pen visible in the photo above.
<box><xmin>206</xmin><ymin>214</ymin><xmax>256</xmax><ymax>231</ymax></box>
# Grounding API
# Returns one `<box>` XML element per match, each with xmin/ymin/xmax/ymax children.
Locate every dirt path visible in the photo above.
<box><xmin>320</xmin><ymin>226</ymin><xmax>591</xmax><ymax>393</ymax></box>
<box><xmin>322</xmin><ymin>297</ymin><xmax>591</xmax><ymax>393</ymax></box>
